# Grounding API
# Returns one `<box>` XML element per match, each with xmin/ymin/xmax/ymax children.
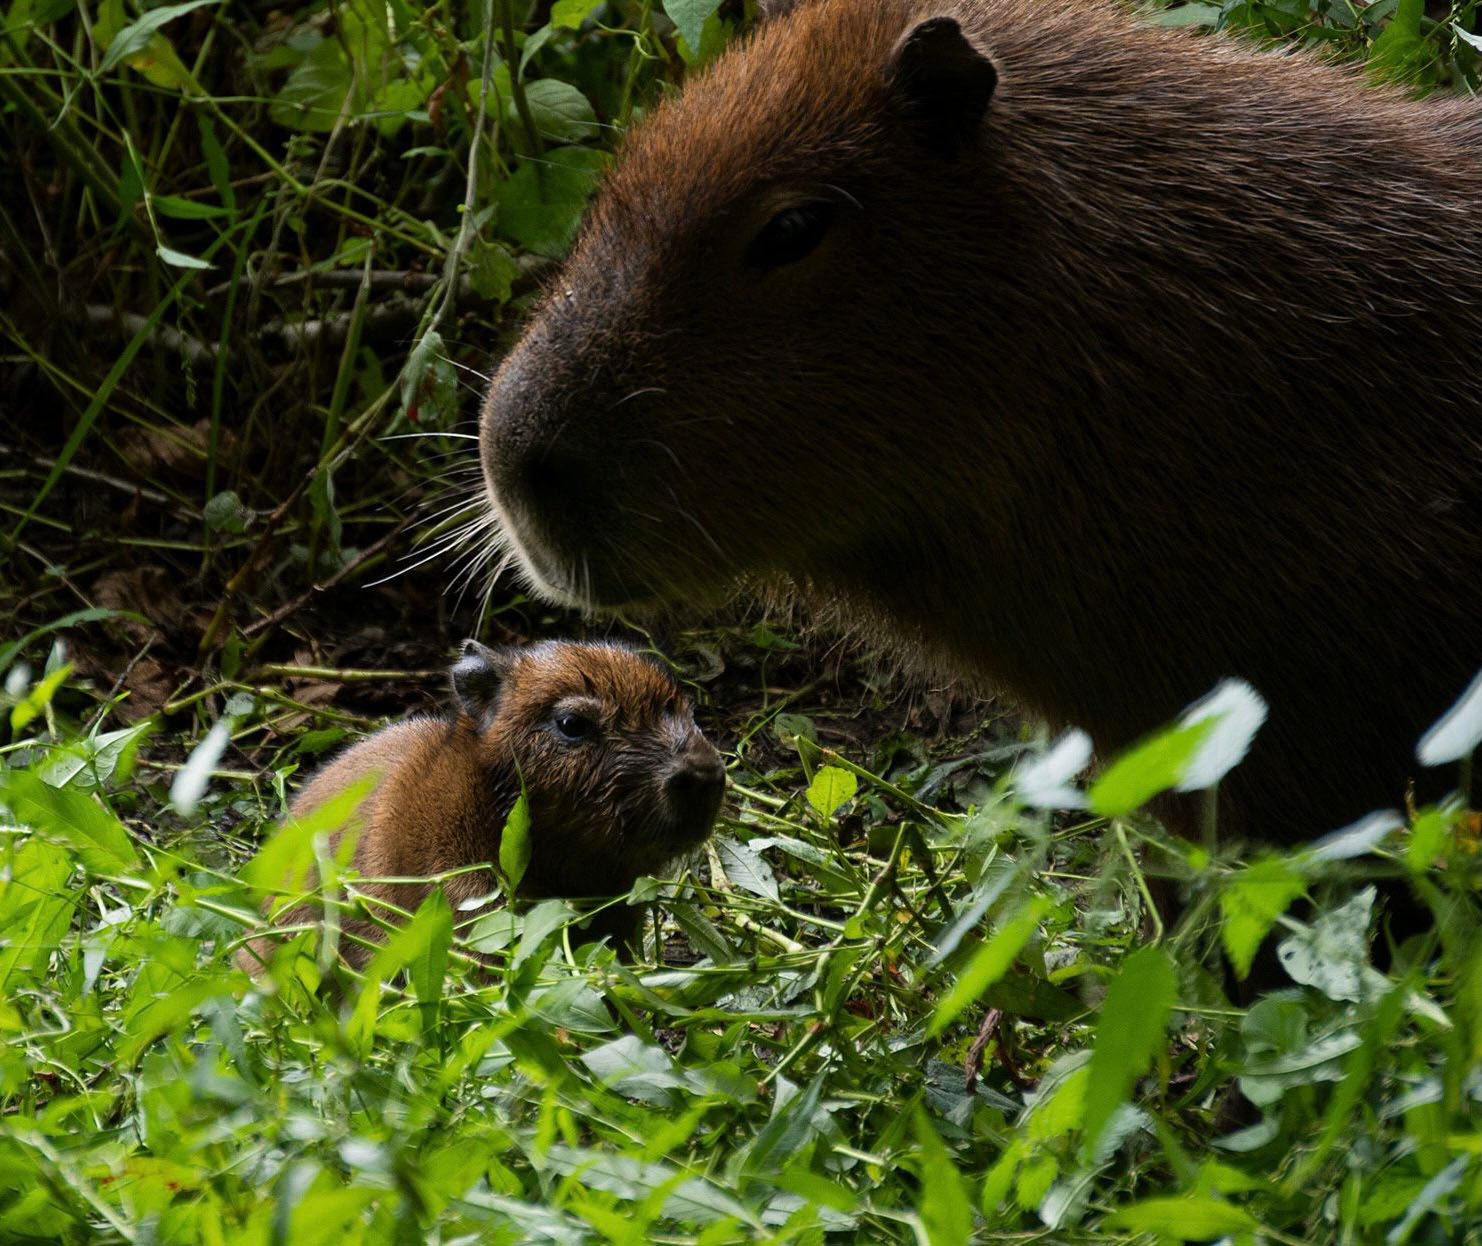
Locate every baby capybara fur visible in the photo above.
<box><xmin>479</xmin><ymin>0</ymin><xmax>1482</xmax><ymax>843</ymax></box>
<box><xmin>245</xmin><ymin>641</ymin><xmax>724</xmax><ymax>969</ymax></box>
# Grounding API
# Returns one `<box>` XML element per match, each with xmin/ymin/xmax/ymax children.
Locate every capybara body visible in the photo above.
<box><xmin>246</xmin><ymin>641</ymin><xmax>724</xmax><ymax>968</ymax></box>
<box><xmin>478</xmin><ymin>0</ymin><xmax>1482</xmax><ymax>842</ymax></box>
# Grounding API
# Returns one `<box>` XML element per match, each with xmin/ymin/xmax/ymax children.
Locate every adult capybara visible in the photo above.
<box><xmin>478</xmin><ymin>0</ymin><xmax>1482</xmax><ymax>843</ymax></box>
<box><xmin>242</xmin><ymin>640</ymin><xmax>725</xmax><ymax>968</ymax></box>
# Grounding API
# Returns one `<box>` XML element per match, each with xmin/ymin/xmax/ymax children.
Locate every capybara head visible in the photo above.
<box><xmin>480</xmin><ymin>0</ymin><xmax>1012</xmax><ymax>612</ymax></box>
<box><xmin>453</xmin><ymin>639</ymin><xmax>725</xmax><ymax>895</ymax></box>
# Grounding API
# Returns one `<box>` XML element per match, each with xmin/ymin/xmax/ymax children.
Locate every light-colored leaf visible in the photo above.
<box><xmin>96</xmin><ymin>0</ymin><xmax>220</xmax><ymax>73</ymax></box>
<box><xmin>1174</xmin><ymin>678</ymin><xmax>1268</xmax><ymax>791</ymax></box>
<box><xmin>715</xmin><ymin>836</ymin><xmax>779</xmax><ymax>901</ymax></box>
<box><xmin>1415</xmin><ymin>667</ymin><xmax>1482</xmax><ymax>766</ymax></box>
<box><xmin>1013</xmin><ymin>727</ymin><xmax>1092</xmax><ymax>809</ymax></box>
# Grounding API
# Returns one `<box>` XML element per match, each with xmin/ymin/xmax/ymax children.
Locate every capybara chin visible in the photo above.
<box><xmin>478</xmin><ymin>0</ymin><xmax>1482</xmax><ymax>843</ymax></box>
<box><xmin>242</xmin><ymin>640</ymin><xmax>725</xmax><ymax>970</ymax></box>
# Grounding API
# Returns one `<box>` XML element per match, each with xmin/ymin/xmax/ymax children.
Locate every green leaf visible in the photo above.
<box><xmin>915</xmin><ymin>1108</ymin><xmax>973</xmax><ymax>1245</ymax></box>
<box><xmin>499</xmin><ymin>792</ymin><xmax>532</xmax><ymax>890</ymax></box>
<box><xmin>1368</xmin><ymin>0</ymin><xmax>1426</xmax><ymax>82</ymax></box>
<box><xmin>1219</xmin><ymin>857</ymin><xmax>1306</xmax><ymax>980</ymax></box>
<box><xmin>10</xmin><ymin>662</ymin><xmax>72</xmax><ymax>732</ymax></box>
<box><xmin>663</xmin><ymin>0</ymin><xmax>722</xmax><ymax>54</ymax></box>
<box><xmin>96</xmin><ymin>0</ymin><xmax>220</xmax><ymax>74</ymax></box>
<box><xmin>406</xmin><ymin>890</ymin><xmax>453</xmax><ymax>1013</ymax></box>
<box><xmin>1080</xmin><ymin>946</ymin><xmax>1176</xmax><ymax>1158</ymax></box>
<box><xmin>0</xmin><ymin>608</ymin><xmax>136</xmax><ymax>678</ymax></box>
<box><xmin>1088</xmin><ymin>718</ymin><xmax>1212</xmax><ymax>816</ymax></box>
<box><xmin>151</xmin><ymin>194</ymin><xmax>233</xmax><ymax>220</ymax></box>
<box><xmin>468</xmin><ymin>239</ymin><xmax>521</xmax><ymax>303</ymax></box>
<box><xmin>0</xmin><ymin>838</ymin><xmax>77</xmax><ymax>992</ymax></box>
<box><xmin>805</xmin><ymin>765</ymin><xmax>857</xmax><ymax>819</ymax></box>
<box><xmin>269</xmin><ymin>36</ymin><xmax>353</xmax><ymax>133</ymax></box>
<box><xmin>744</xmin><ymin>1073</ymin><xmax>829</xmax><ymax>1173</ymax></box>
<box><xmin>1102</xmin><ymin>1195</ymin><xmax>1259</xmax><ymax>1239</ymax></box>
<box><xmin>2</xmin><ymin>769</ymin><xmax>139</xmax><ymax>875</ymax></box>
<box><xmin>714</xmin><ymin>836</ymin><xmax>778</xmax><ymax>901</ymax></box>
<box><xmin>495</xmin><ymin>147</ymin><xmax>609</xmax><ymax>257</ymax></box>
<box><xmin>929</xmin><ymin>897</ymin><xmax>1048</xmax><ymax>1036</ymax></box>
<box><xmin>551</xmin><ymin>0</ymin><xmax>604</xmax><ymax>28</ymax></box>
<box><xmin>518</xmin><ymin>78</ymin><xmax>599</xmax><ymax>144</ymax></box>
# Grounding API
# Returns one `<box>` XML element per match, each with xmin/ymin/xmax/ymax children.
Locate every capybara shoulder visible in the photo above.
<box><xmin>478</xmin><ymin>0</ymin><xmax>1482</xmax><ymax>843</ymax></box>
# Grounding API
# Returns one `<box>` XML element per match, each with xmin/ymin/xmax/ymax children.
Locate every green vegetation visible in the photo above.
<box><xmin>2</xmin><ymin>1</ymin><xmax>1479</xmax><ymax>1242</ymax></box>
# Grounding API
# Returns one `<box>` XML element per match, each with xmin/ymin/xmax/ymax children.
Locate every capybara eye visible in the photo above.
<box><xmin>744</xmin><ymin>201</ymin><xmax>837</xmax><ymax>271</ymax></box>
<box><xmin>553</xmin><ymin>710</ymin><xmax>597</xmax><ymax>742</ymax></box>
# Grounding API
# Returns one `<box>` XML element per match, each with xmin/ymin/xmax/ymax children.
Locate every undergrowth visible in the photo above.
<box><xmin>0</xmin><ymin>655</ymin><xmax>1479</xmax><ymax>1243</ymax></box>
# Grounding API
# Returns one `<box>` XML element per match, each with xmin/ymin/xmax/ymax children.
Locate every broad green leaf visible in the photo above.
<box><xmin>38</xmin><ymin>720</ymin><xmax>155</xmax><ymax>790</ymax></box>
<box><xmin>518</xmin><ymin>78</ymin><xmax>599</xmax><ymax>144</ymax></box>
<box><xmin>468</xmin><ymin>239</ymin><xmax>522</xmax><ymax>303</ymax></box>
<box><xmin>915</xmin><ymin>1108</ymin><xmax>973</xmax><ymax>1246</ymax></box>
<box><xmin>1368</xmin><ymin>0</ymin><xmax>1426</xmax><ymax>82</ymax></box>
<box><xmin>350</xmin><ymin>892</ymin><xmax>455</xmax><ymax>1050</ymax></box>
<box><xmin>663</xmin><ymin>0</ymin><xmax>722</xmax><ymax>52</ymax></box>
<box><xmin>495</xmin><ymin>147</ymin><xmax>609</xmax><ymax>257</ymax></box>
<box><xmin>805</xmin><ymin>765</ymin><xmax>857</xmax><ymax>818</ymax></box>
<box><xmin>2</xmin><ymin>770</ymin><xmax>139</xmax><ymax>875</ymax></box>
<box><xmin>1088</xmin><ymin>718</ymin><xmax>1211</xmax><ymax>816</ymax></box>
<box><xmin>499</xmin><ymin>792</ymin><xmax>532</xmax><ymax>890</ymax></box>
<box><xmin>96</xmin><ymin>0</ymin><xmax>217</xmax><ymax>82</ymax></box>
<box><xmin>1080</xmin><ymin>946</ymin><xmax>1176</xmax><ymax>1157</ymax></box>
<box><xmin>1102</xmin><ymin>1195</ymin><xmax>1259</xmax><ymax>1238</ymax></box>
<box><xmin>269</xmin><ymin>36</ymin><xmax>353</xmax><ymax>132</ymax></box>
<box><xmin>1219</xmin><ymin>857</ymin><xmax>1306</xmax><ymax>979</ymax></box>
<box><xmin>551</xmin><ymin>0</ymin><xmax>604</xmax><ymax>28</ymax></box>
<box><xmin>929</xmin><ymin>897</ymin><xmax>1048</xmax><ymax>1036</ymax></box>
<box><xmin>0</xmin><ymin>838</ymin><xmax>77</xmax><ymax>991</ymax></box>
<box><xmin>744</xmin><ymin>1073</ymin><xmax>829</xmax><ymax>1173</ymax></box>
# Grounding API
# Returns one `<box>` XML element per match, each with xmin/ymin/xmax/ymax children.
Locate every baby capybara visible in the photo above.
<box><xmin>243</xmin><ymin>640</ymin><xmax>725</xmax><ymax>968</ymax></box>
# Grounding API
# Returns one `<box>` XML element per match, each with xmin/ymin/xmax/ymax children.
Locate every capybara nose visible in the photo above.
<box><xmin>663</xmin><ymin>747</ymin><xmax>726</xmax><ymax>829</ymax></box>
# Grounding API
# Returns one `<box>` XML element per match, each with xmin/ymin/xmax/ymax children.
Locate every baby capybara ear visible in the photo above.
<box><xmin>451</xmin><ymin>639</ymin><xmax>516</xmax><ymax>723</ymax></box>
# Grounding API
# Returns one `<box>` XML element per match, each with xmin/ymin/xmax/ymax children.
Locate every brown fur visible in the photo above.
<box><xmin>242</xmin><ymin>642</ymin><xmax>723</xmax><ymax>969</ymax></box>
<box><xmin>478</xmin><ymin>0</ymin><xmax>1482</xmax><ymax>844</ymax></box>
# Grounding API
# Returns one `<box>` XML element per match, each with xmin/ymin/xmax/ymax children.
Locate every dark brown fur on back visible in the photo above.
<box><xmin>479</xmin><ymin>0</ymin><xmax>1482</xmax><ymax>842</ymax></box>
<box><xmin>246</xmin><ymin>643</ymin><xmax>722</xmax><ymax>968</ymax></box>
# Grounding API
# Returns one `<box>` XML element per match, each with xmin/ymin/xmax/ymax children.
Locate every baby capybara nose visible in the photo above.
<box><xmin>663</xmin><ymin>745</ymin><xmax>726</xmax><ymax>830</ymax></box>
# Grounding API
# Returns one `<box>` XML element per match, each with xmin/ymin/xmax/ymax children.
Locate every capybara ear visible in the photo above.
<box><xmin>452</xmin><ymin>640</ymin><xmax>515</xmax><ymax>722</ymax></box>
<box><xmin>755</xmin><ymin>0</ymin><xmax>806</xmax><ymax>20</ymax></box>
<box><xmin>888</xmin><ymin>17</ymin><xmax>997</xmax><ymax>155</ymax></box>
